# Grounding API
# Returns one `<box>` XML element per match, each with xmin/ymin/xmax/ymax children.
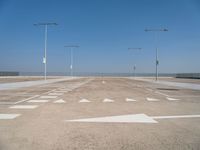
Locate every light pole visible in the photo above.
<box><xmin>64</xmin><ymin>45</ymin><xmax>79</xmax><ymax>77</ymax></box>
<box><xmin>128</xmin><ymin>48</ymin><xmax>142</xmax><ymax>77</ymax></box>
<box><xmin>145</xmin><ymin>28</ymin><xmax>168</xmax><ymax>81</ymax></box>
<box><xmin>34</xmin><ymin>23</ymin><xmax>58</xmax><ymax>80</ymax></box>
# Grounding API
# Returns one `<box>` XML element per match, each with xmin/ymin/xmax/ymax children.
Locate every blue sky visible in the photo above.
<box><xmin>0</xmin><ymin>0</ymin><xmax>200</xmax><ymax>74</ymax></box>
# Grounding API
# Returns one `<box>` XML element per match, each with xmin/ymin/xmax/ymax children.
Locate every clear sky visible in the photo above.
<box><xmin>0</xmin><ymin>0</ymin><xmax>200</xmax><ymax>74</ymax></box>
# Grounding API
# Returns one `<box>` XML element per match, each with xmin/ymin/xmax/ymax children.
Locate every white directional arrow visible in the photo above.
<box><xmin>54</xmin><ymin>99</ymin><xmax>66</xmax><ymax>103</ymax></box>
<box><xmin>65</xmin><ymin>114</ymin><xmax>158</xmax><ymax>123</ymax></box>
<box><xmin>65</xmin><ymin>114</ymin><xmax>200</xmax><ymax>124</ymax></box>
<box><xmin>79</xmin><ymin>99</ymin><xmax>91</xmax><ymax>103</ymax></box>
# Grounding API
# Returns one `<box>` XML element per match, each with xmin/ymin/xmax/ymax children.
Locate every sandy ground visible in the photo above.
<box><xmin>0</xmin><ymin>77</ymin><xmax>200</xmax><ymax>150</ymax></box>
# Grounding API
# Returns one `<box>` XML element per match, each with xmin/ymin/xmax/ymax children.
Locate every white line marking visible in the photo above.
<box><xmin>103</xmin><ymin>98</ymin><xmax>114</xmax><ymax>103</ymax></box>
<box><xmin>155</xmin><ymin>91</ymin><xmax>169</xmax><ymax>97</ymax></box>
<box><xmin>9</xmin><ymin>105</ymin><xmax>38</xmax><ymax>109</ymax></box>
<box><xmin>65</xmin><ymin>114</ymin><xmax>157</xmax><ymax>123</ymax></box>
<box><xmin>146</xmin><ymin>97</ymin><xmax>159</xmax><ymax>101</ymax></box>
<box><xmin>28</xmin><ymin>100</ymin><xmax>49</xmax><ymax>103</ymax></box>
<box><xmin>54</xmin><ymin>91</ymin><xmax>68</xmax><ymax>93</ymax></box>
<box><xmin>0</xmin><ymin>114</ymin><xmax>21</xmax><ymax>119</ymax></box>
<box><xmin>48</xmin><ymin>93</ymin><xmax>63</xmax><ymax>96</ymax></box>
<box><xmin>166</xmin><ymin>97</ymin><xmax>180</xmax><ymax>101</ymax></box>
<box><xmin>152</xmin><ymin>114</ymin><xmax>200</xmax><ymax>119</ymax></box>
<box><xmin>14</xmin><ymin>95</ymin><xmax>40</xmax><ymax>104</ymax></box>
<box><xmin>79</xmin><ymin>99</ymin><xmax>91</xmax><ymax>103</ymax></box>
<box><xmin>54</xmin><ymin>99</ymin><xmax>66</xmax><ymax>103</ymax></box>
<box><xmin>40</xmin><ymin>96</ymin><xmax>58</xmax><ymax>99</ymax></box>
<box><xmin>126</xmin><ymin>98</ymin><xmax>137</xmax><ymax>102</ymax></box>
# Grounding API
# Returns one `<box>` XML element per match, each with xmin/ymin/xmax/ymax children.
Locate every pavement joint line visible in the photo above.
<box><xmin>0</xmin><ymin>114</ymin><xmax>21</xmax><ymax>119</ymax></box>
<box><xmin>154</xmin><ymin>91</ymin><xmax>170</xmax><ymax>97</ymax></box>
<box><xmin>48</xmin><ymin>93</ymin><xmax>64</xmax><ymax>96</ymax></box>
<box><xmin>9</xmin><ymin>105</ymin><xmax>38</xmax><ymax>109</ymax></box>
<box><xmin>14</xmin><ymin>95</ymin><xmax>40</xmax><ymax>104</ymax></box>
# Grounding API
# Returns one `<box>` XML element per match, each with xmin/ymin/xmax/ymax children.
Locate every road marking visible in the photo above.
<box><xmin>0</xmin><ymin>114</ymin><xmax>21</xmax><ymax>119</ymax></box>
<box><xmin>166</xmin><ymin>97</ymin><xmax>180</xmax><ymax>101</ymax></box>
<box><xmin>9</xmin><ymin>105</ymin><xmax>38</xmax><ymax>109</ymax></box>
<box><xmin>14</xmin><ymin>95</ymin><xmax>40</xmax><ymax>104</ymax></box>
<box><xmin>79</xmin><ymin>99</ymin><xmax>91</xmax><ymax>103</ymax></box>
<box><xmin>103</xmin><ymin>98</ymin><xmax>114</xmax><ymax>102</ymax></box>
<box><xmin>54</xmin><ymin>99</ymin><xmax>66</xmax><ymax>103</ymax></box>
<box><xmin>48</xmin><ymin>93</ymin><xmax>63</xmax><ymax>96</ymax></box>
<box><xmin>40</xmin><ymin>96</ymin><xmax>58</xmax><ymax>99</ymax></box>
<box><xmin>54</xmin><ymin>91</ymin><xmax>68</xmax><ymax>93</ymax></box>
<box><xmin>28</xmin><ymin>100</ymin><xmax>49</xmax><ymax>103</ymax></box>
<box><xmin>65</xmin><ymin>114</ymin><xmax>200</xmax><ymax>124</ymax></box>
<box><xmin>155</xmin><ymin>91</ymin><xmax>169</xmax><ymax>97</ymax></box>
<box><xmin>146</xmin><ymin>97</ymin><xmax>159</xmax><ymax>101</ymax></box>
<box><xmin>152</xmin><ymin>114</ymin><xmax>200</xmax><ymax>119</ymax></box>
<box><xmin>65</xmin><ymin>114</ymin><xmax>158</xmax><ymax>123</ymax></box>
<box><xmin>126</xmin><ymin>98</ymin><xmax>137</xmax><ymax>102</ymax></box>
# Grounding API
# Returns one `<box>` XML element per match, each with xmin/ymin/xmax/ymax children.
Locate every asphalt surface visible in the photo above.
<box><xmin>0</xmin><ymin>77</ymin><xmax>200</xmax><ymax>150</ymax></box>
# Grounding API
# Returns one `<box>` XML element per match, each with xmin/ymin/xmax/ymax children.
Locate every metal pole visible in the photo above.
<box><xmin>44</xmin><ymin>25</ymin><xmax>47</xmax><ymax>81</ymax></box>
<box><xmin>155</xmin><ymin>32</ymin><xmax>158</xmax><ymax>81</ymax></box>
<box><xmin>70</xmin><ymin>47</ymin><xmax>73</xmax><ymax>77</ymax></box>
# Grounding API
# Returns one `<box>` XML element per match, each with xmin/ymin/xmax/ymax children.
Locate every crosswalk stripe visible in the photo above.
<box><xmin>48</xmin><ymin>93</ymin><xmax>63</xmax><ymax>96</ymax></box>
<box><xmin>9</xmin><ymin>105</ymin><xmax>38</xmax><ymax>109</ymax></box>
<box><xmin>40</xmin><ymin>96</ymin><xmax>58</xmax><ymax>99</ymax></box>
<box><xmin>28</xmin><ymin>100</ymin><xmax>49</xmax><ymax>103</ymax></box>
<box><xmin>0</xmin><ymin>114</ymin><xmax>21</xmax><ymax>119</ymax></box>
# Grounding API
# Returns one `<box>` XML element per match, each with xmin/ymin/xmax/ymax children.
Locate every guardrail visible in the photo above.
<box><xmin>0</xmin><ymin>72</ymin><xmax>19</xmax><ymax>76</ymax></box>
<box><xmin>176</xmin><ymin>73</ymin><xmax>200</xmax><ymax>79</ymax></box>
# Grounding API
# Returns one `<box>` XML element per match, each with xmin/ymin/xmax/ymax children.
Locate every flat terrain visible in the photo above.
<box><xmin>0</xmin><ymin>77</ymin><xmax>200</xmax><ymax>150</ymax></box>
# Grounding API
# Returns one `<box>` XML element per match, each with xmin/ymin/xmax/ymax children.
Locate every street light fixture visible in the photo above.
<box><xmin>34</xmin><ymin>22</ymin><xmax>58</xmax><ymax>80</ymax></box>
<box><xmin>145</xmin><ymin>28</ymin><xmax>168</xmax><ymax>81</ymax></box>
<box><xmin>128</xmin><ymin>48</ymin><xmax>142</xmax><ymax>77</ymax></box>
<box><xmin>64</xmin><ymin>45</ymin><xmax>79</xmax><ymax>77</ymax></box>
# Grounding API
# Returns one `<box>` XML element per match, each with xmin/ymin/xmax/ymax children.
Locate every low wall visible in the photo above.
<box><xmin>0</xmin><ymin>72</ymin><xmax>19</xmax><ymax>76</ymax></box>
<box><xmin>176</xmin><ymin>73</ymin><xmax>200</xmax><ymax>79</ymax></box>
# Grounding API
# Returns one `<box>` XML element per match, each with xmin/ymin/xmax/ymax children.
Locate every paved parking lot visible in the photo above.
<box><xmin>0</xmin><ymin>77</ymin><xmax>200</xmax><ymax>150</ymax></box>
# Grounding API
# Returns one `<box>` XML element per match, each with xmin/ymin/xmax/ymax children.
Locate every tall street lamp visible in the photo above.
<box><xmin>145</xmin><ymin>28</ymin><xmax>168</xmax><ymax>81</ymax></box>
<box><xmin>128</xmin><ymin>48</ymin><xmax>142</xmax><ymax>77</ymax></box>
<box><xmin>34</xmin><ymin>23</ymin><xmax>58</xmax><ymax>80</ymax></box>
<box><xmin>64</xmin><ymin>45</ymin><xmax>79</xmax><ymax>77</ymax></box>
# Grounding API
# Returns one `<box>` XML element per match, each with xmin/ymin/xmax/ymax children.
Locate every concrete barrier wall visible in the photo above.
<box><xmin>0</xmin><ymin>72</ymin><xmax>19</xmax><ymax>76</ymax></box>
<box><xmin>176</xmin><ymin>73</ymin><xmax>200</xmax><ymax>79</ymax></box>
